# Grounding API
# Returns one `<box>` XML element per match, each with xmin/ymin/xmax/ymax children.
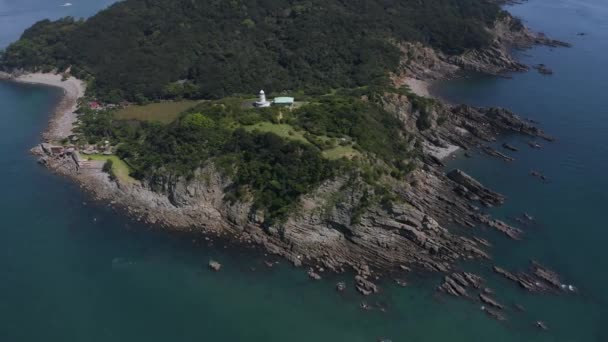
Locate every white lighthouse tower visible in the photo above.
<box><xmin>255</xmin><ymin>90</ymin><xmax>271</xmax><ymax>107</ymax></box>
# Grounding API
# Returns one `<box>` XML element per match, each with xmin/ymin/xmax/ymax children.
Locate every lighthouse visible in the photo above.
<box><xmin>254</xmin><ymin>90</ymin><xmax>271</xmax><ymax>107</ymax></box>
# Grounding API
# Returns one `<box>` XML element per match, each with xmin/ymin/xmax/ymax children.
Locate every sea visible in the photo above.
<box><xmin>0</xmin><ymin>0</ymin><xmax>605</xmax><ymax>341</ymax></box>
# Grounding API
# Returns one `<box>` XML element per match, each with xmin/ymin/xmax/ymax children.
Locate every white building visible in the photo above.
<box><xmin>254</xmin><ymin>90</ymin><xmax>271</xmax><ymax>107</ymax></box>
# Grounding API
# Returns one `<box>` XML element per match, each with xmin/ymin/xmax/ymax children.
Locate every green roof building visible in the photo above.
<box><xmin>273</xmin><ymin>97</ymin><xmax>295</xmax><ymax>107</ymax></box>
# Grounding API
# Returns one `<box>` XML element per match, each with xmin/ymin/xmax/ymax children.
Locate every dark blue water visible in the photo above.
<box><xmin>436</xmin><ymin>0</ymin><xmax>608</xmax><ymax>340</ymax></box>
<box><xmin>0</xmin><ymin>0</ymin><xmax>606</xmax><ymax>341</ymax></box>
<box><xmin>0</xmin><ymin>0</ymin><xmax>115</xmax><ymax>47</ymax></box>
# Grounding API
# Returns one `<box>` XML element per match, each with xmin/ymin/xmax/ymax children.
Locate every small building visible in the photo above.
<box><xmin>254</xmin><ymin>90</ymin><xmax>271</xmax><ymax>108</ymax></box>
<box><xmin>273</xmin><ymin>97</ymin><xmax>295</xmax><ymax>108</ymax></box>
<box><xmin>89</xmin><ymin>101</ymin><xmax>102</xmax><ymax>110</ymax></box>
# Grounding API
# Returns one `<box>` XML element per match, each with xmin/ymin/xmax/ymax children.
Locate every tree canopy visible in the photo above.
<box><xmin>1</xmin><ymin>0</ymin><xmax>502</xmax><ymax>101</ymax></box>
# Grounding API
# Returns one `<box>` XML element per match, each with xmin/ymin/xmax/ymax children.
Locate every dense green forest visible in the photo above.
<box><xmin>1</xmin><ymin>0</ymin><xmax>503</xmax><ymax>101</ymax></box>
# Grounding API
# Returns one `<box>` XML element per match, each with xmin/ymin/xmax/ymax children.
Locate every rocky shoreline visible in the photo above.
<box><xmin>24</xmin><ymin>9</ymin><xmax>574</xmax><ymax>326</ymax></box>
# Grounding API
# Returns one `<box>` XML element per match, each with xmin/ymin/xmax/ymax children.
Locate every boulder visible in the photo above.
<box><xmin>208</xmin><ymin>260</ymin><xmax>222</xmax><ymax>271</ymax></box>
<box><xmin>308</xmin><ymin>268</ymin><xmax>322</xmax><ymax>280</ymax></box>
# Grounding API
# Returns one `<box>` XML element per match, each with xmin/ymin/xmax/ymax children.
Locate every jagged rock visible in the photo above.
<box><xmin>473</xmin><ymin>237</ymin><xmax>492</xmax><ymax>247</ymax></box>
<box><xmin>531</xmin><ymin>261</ymin><xmax>562</xmax><ymax>289</ymax></box>
<box><xmin>439</xmin><ymin>274</ymin><xmax>468</xmax><ymax>297</ymax></box>
<box><xmin>493</xmin><ymin>263</ymin><xmax>570</xmax><ymax>294</ymax></box>
<box><xmin>533</xmin><ymin>64</ymin><xmax>553</xmax><ymax>75</ymax></box>
<box><xmin>399</xmin><ymin>265</ymin><xmax>411</xmax><ymax>272</ymax></box>
<box><xmin>357</xmin><ymin>264</ymin><xmax>372</xmax><ymax>278</ymax></box>
<box><xmin>482</xmin><ymin>146</ymin><xmax>515</xmax><ymax>162</ymax></box>
<box><xmin>536</xmin><ymin>321</ymin><xmax>549</xmax><ymax>330</ymax></box>
<box><xmin>463</xmin><ymin>272</ymin><xmax>484</xmax><ymax>288</ymax></box>
<box><xmin>493</xmin><ymin>266</ymin><xmax>519</xmax><ymax>282</ymax></box>
<box><xmin>482</xmin><ymin>306</ymin><xmax>507</xmax><ymax>321</ymax></box>
<box><xmin>438</xmin><ymin>271</ymin><xmax>485</xmax><ymax>297</ymax></box>
<box><xmin>395</xmin><ymin>279</ymin><xmax>408</xmax><ymax>287</ymax></box>
<box><xmin>479</xmin><ymin>293</ymin><xmax>504</xmax><ymax>310</ymax></box>
<box><xmin>336</xmin><ymin>281</ymin><xmax>346</xmax><ymax>292</ymax></box>
<box><xmin>208</xmin><ymin>260</ymin><xmax>222</xmax><ymax>271</ymax></box>
<box><xmin>529</xmin><ymin>171</ymin><xmax>548</xmax><ymax>182</ymax></box>
<box><xmin>475</xmin><ymin>214</ymin><xmax>523</xmax><ymax>240</ymax></box>
<box><xmin>451</xmin><ymin>273</ymin><xmax>470</xmax><ymax>288</ymax></box>
<box><xmin>355</xmin><ymin>275</ymin><xmax>379</xmax><ymax>296</ymax></box>
<box><xmin>308</xmin><ymin>268</ymin><xmax>322</xmax><ymax>280</ymax></box>
<box><xmin>447</xmin><ymin>169</ymin><xmax>505</xmax><ymax>206</ymax></box>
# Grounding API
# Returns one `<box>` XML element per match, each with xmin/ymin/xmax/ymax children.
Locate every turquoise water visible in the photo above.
<box><xmin>0</xmin><ymin>0</ymin><xmax>606</xmax><ymax>341</ymax></box>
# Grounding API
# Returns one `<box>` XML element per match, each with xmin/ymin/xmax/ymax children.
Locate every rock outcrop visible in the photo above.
<box><xmin>208</xmin><ymin>260</ymin><xmax>222</xmax><ymax>271</ymax></box>
<box><xmin>355</xmin><ymin>275</ymin><xmax>379</xmax><ymax>296</ymax></box>
<box><xmin>438</xmin><ymin>272</ymin><xmax>484</xmax><ymax>297</ymax></box>
<box><xmin>447</xmin><ymin>169</ymin><xmax>505</xmax><ymax>207</ymax></box>
<box><xmin>394</xmin><ymin>14</ymin><xmax>570</xmax><ymax>85</ymax></box>
<box><xmin>493</xmin><ymin>262</ymin><xmax>575</xmax><ymax>294</ymax></box>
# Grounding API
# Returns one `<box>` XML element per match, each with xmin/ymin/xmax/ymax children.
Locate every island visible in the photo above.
<box><xmin>0</xmin><ymin>0</ymin><xmax>574</xmax><ymax>322</ymax></box>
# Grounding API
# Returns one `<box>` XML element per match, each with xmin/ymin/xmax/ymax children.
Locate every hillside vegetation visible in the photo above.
<box><xmin>1</xmin><ymin>0</ymin><xmax>502</xmax><ymax>102</ymax></box>
<box><xmin>74</xmin><ymin>88</ymin><xmax>421</xmax><ymax>222</ymax></box>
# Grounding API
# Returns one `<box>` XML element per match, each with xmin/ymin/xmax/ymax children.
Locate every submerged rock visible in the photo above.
<box><xmin>493</xmin><ymin>262</ymin><xmax>571</xmax><ymax>294</ymax></box>
<box><xmin>308</xmin><ymin>268</ymin><xmax>322</xmax><ymax>280</ymax></box>
<box><xmin>208</xmin><ymin>260</ymin><xmax>222</xmax><ymax>271</ymax></box>
<box><xmin>482</xmin><ymin>146</ymin><xmax>515</xmax><ymax>162</ymax></box>
<box><xmin>479</xmin><ymin>293</ymin><xmax>504</xmax><ymax>310</ymax></box>
<box><xmin>533</xmin><ymin>64</ymin><xmax>554</xmax><ymax>75</ymax></box>
<box><xmin>395</xmin><ymin>279</ymin><xmax>408</xmax><ymax>287</ymax></box>
<box><xmin>481</xmin><ymin>306</ymin><xmax>507</xmax><ymax>321</ymax></box>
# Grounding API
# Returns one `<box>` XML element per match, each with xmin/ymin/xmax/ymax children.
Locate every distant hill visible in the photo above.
<box><xmin>0</xmin><ymin>0</ymin><xmax>502</xmax><ymax>102</ymax></box>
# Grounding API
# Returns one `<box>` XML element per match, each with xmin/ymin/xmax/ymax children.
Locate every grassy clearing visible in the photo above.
<box><xmin>87</xmin><ymin>154</ymin><xmax>137</xmax><ymax>184</ymax></box>
<box><xmin>243</xmin><ymin>122</ymin><xmax>308</xmax><ymax>143</ymax></box>
<box><xmin>114</xmin><ymin>100</ymin><xmax>200</xmax><ymax>123</ymax></box>
<box><xmin>322</xmin><ymin>145</ymin><xmax>360</xmax><ymax>160</ymax></box>
<box><xmin>242</xmin><ymin>122</ymin><xmax>359</xmax><ymax>160</ymax></box>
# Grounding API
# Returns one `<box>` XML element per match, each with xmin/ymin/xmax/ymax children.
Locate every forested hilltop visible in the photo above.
<box><xmin>1</xmin><ymin>0</ymin><xmax>504</xmax><ymax>101</ymax></box>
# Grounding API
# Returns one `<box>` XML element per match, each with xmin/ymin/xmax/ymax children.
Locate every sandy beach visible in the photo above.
<box><xmin>14</xmin><ymin>73</ymin><xmax>85</xmax><ymax>141</ymax></box>
<box><xmin>403</xmin><ymin>77</ymin><xmax>432</xmax><ymax>98</ymax></box>
<box><xmin>403</xmin><ymin>77</ymin><xmax>460</xmax><ymax>159</ymax></box>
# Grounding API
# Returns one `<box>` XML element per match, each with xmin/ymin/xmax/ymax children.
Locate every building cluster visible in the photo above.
<box><xmin>254</xmin><ymin>90</ymin><xmax>295</xmax><ymax>108</ymax></box>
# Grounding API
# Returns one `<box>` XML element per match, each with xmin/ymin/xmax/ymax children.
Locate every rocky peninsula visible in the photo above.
<box><xmin>2</xmin><ymin>2</ymin><xmax>575</xmax><ymax>325</ymax></box>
